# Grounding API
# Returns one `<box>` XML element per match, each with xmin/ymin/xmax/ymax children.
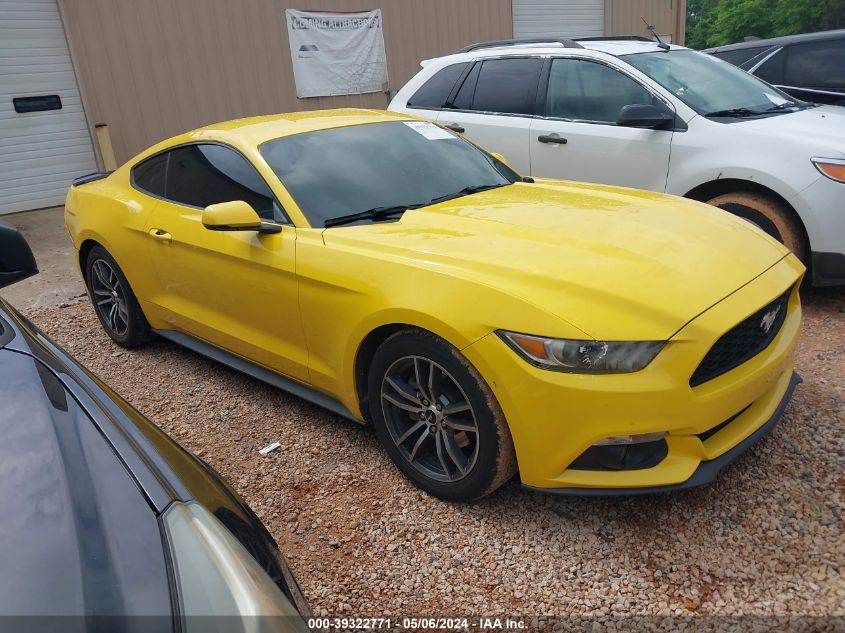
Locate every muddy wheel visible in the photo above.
<box><xmin>368</xmin><ymin>329</ymin><xmax>517</xmax><ymax>501</ymax></box>
<box><xmin>707</xmin><ymin>191</ymin><xmax>806</xmax><ymax>262</ymax></box>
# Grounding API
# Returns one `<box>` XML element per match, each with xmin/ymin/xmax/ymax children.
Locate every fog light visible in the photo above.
<box><xmin>569</xmin><ymin>433</ymin><xmax>669</xmax><ymax>471</ymax></box>
<box><xmin>593</xmin><ymin>432</ymin><xmax>668</xmax><ymax>446</ymax></box>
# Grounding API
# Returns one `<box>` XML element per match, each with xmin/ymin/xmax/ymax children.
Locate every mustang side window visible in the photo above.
<box><xmin>164</xmin><ymin>144</ymin><xmax>283</xmax><ymax>222</ymax></box>
<box><xmin>546</xmin><ymin>58</ymin><xmax>656</xmax><ymax>123</ymax></box>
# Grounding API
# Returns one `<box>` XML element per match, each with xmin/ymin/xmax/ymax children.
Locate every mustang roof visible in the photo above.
<box><xmin>192</xmin><ymin>109</ymin><xmax>414</xmax><ymax>146</ymax></box>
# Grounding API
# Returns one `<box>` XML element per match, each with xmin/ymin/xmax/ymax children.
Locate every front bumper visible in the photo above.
<box><xmin>462</xmin><ymin>254</ymin><xmax>804</xmax><ymax>492</ymax></box>
<box><xmin>524</xmin><ymin>371</ymin><xmax>800</xmax><ymax>496</ymax></box>
<box><xmin>790</xmin><ymin>174</ymin><xmax>845</xmax><ymax>281</ymax></box>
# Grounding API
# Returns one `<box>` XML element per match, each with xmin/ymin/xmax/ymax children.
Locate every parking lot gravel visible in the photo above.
<box><xmin>22</xmin><ymin>286</ymin><xmax>844</xmax><ymax>625</ymax></box>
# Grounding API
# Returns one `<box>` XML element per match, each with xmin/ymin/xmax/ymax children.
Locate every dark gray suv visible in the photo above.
<box><xmin>705</xmin><ymin>29</ymin><xmax>845</xmax><ymax>106</ymax></box>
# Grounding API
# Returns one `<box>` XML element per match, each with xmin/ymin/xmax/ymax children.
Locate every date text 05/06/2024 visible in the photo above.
<box><xmin>307</xmin><ymin>617</ymin><xmax>527</xmax><ymax>630</ymax></box>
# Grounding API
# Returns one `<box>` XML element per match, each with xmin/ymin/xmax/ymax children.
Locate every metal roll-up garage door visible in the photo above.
<box><xmin>513</xmin><ymin>0</ymin><xmax>605</xmax><ymax>39</ymax></box>
<box><xmin>0</xmin><ymin>0</ymin><xmax>97</xmax><ymax>214</ymax></box>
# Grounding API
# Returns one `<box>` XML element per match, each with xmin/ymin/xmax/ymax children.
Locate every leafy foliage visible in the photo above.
<box><xmin>686</xmin><ymin>0</ymin><xmax>845</xmax><ymax>49</ymax></box>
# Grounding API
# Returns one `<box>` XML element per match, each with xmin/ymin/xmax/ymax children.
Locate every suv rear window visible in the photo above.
<box><xmin>407</xmin><ymin>63</ymin><xmax>468</xmax><ymax>109</ymax></box>
<box><xmin>711</xmin><ymin>46</ymin><xmax>772</xmax><ymax>69</ymax></box>
<box><xmin>783</xmin><ymin>39</ymin><xmax>845</xmax><ymax>90</ymax></box>
<box><xmin>469</xmin><ymin>57</ymin><xmax>542</xmax><ymax>115</ymax></box>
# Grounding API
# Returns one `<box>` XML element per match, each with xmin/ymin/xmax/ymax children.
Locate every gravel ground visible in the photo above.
<box><xmin>24</xmin><ymin>286</ymin><xmax>844</xmax><ymax>626</ymax></box>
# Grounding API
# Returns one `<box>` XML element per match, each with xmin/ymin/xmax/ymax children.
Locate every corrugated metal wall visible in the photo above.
<box><xmin>57</xmin><ymin>0</ymin><xmax>512</xmax><ymax>165</ymax></box>
<box><xmin>513</xmin><ymin>0</ymin><xmax>605</xmax><ymax>38</ymax></box>
<box><xmin>606</xmin><ymin>0</ymin><xmax>686</xmax><ymax>44</ymax></box>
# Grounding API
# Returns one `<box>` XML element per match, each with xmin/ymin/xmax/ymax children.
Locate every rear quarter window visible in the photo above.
<box><xmin>407</xmin><ymin>63</ymin><xmax>468</xmax><ymax>109</ymax></box>
<box><xmin>131</xmin><ymin>152</ymin><xmax>168</xmax><ymax>197</ymax></box>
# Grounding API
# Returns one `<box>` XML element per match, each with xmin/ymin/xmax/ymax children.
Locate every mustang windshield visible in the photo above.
<box><xmin>260</xmin><ymin>121</ymin><xmax>517</xmax><ymax>228</ymax></box>
<box><xmin>622</xmin><ymin>49</ymin><xmax>806</xmax><ymax>117</ymax></box>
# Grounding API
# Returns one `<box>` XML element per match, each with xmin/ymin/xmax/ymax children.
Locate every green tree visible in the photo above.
<box><xmin>686</xmin><ymin>0</ymin><xmax>845</xmax><ymax>49</ymax></box>
<box><xmin>710</xmin><ymin>0</ymin><xmax>775</xmax><ymax>46</ymax></box>
<box><xmin>685</xmin><ymin>0</ymin><xmax>721</xmax><ymax>49</ymax></box>
<box><xmin>773</xmin><ymin>1</ymin><xmax>822</xmax><ymax>35</ymax></box>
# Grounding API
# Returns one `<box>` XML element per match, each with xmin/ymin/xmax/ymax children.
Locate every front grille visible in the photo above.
<box><xmin>690</xmin><ymin>288</ymin><xmax>791</xmax><ymax>387</ymax></box>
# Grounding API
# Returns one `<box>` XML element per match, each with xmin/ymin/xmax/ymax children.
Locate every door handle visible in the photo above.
<box><xmin>148</xmin><ymin>228</ymin><xmax>172</xmax><ymax>242</ymax></box>
<box><xmin>537</xmin><ymin>134</ymin><xmax>568</xmax><ymax>144</ymax></box>
<box><xmin>444</xmin><ymin>123</ymin><xmax>465</xmax><ymax>133</ymax></box>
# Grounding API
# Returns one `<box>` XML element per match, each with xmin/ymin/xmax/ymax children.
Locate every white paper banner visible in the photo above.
<box><xmin>285</xmin><ymin>9</ymin><xmax>388</xmax><ymax>98</ymax></box>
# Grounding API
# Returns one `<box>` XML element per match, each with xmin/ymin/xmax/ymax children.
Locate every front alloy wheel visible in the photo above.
<box><xmin>381</xmin><ymin>355</ymin><xmax>480</xmax><ymax>482</ymax></box>
<box><xmin>368</xmin><ymin>329</ymin><xmax>517</xmax><ymax>501</ymax></box>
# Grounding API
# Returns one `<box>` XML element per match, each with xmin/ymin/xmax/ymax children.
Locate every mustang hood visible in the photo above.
<box><xmin>323</xmin><ymin>181</ymin><xmax>790</xmax><ymax>340</ymax></box>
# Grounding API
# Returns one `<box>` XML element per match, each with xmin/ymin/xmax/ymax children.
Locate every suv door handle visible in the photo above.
<box><xmin>148</xmin><ymin>228</ymin><xmax>172</xmax><ymax>242</ymax></box>
<box><xmin>444</xmin><ymin>123</ymin><xmax>465</xmax><ymax>133</ymax></box>
<box><xmin>537</xmin><ymin>134</ymin><xmax>567</xmax><ymax>144</ymax></box>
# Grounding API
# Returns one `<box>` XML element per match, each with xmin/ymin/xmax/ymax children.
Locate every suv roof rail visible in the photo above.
<box><xmin>455</xmin><ymin>37</ymin><xmax>584</xmax><ymax>54</ymax></box>
<box><xmin>574</xmin><ymin>35</ymin><xmax>654</xmax><ymax>42</ymax></box>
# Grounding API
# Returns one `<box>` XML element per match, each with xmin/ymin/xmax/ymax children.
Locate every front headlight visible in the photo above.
<box><xmin>498</xmin><ymin>331</ymin><xmax>665</xmax><ymax>373</ymax></box>
<box><xmin>812</xmin><ymin>158</ymin><xmax>845</xmax><ymax>183</ymax></box>
<box><xmin>162</xmin><ymin>502</ymin><xmax>308</xmax><ymax>631</ymax></box>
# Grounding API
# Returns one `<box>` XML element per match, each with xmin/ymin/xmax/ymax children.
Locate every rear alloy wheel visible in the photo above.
<box><xmin>707</xmin><ymin>191</ymin><xmax>807</xmax><ymax>263</ymax></box>
<box><xmin>85</xmin><ymin>246</ymin><xmax>153</xmax><ymax>348</ymax></box>
<box><xmin>368</xmin><ymin>330</ymin><xmax>516</xmax><ymax>501</ymax></box>
<box><xmin>90</xmin><ymin>258</ymin><xmax>129</xmax><ymax>336</ymax></box>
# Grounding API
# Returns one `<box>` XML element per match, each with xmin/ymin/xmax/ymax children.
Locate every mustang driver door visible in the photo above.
<box><xmin>141</xmin><ymin>143</ymin><xmax>309</xmax><ymax>382</ymax></box>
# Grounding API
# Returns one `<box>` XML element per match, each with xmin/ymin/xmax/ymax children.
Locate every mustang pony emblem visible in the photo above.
<box><xmin>760</xmin><ymin>305</ymin><xmax>782</xmax><ymax>334</ymax></box>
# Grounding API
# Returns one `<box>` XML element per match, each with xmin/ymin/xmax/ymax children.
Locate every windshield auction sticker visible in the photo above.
<box><xmin>403</xmin><ymin>121</ymin><xmax>455</xmax><ymax>140</ymax></box>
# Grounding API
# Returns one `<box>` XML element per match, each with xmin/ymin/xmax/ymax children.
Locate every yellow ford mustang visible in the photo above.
<box><xmin>65</xmin><ymin>109</ymin><xmax>803</xmax><ymax>501</ymax></box>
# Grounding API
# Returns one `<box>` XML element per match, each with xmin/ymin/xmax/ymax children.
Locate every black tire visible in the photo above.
<box><xmin>85</xmin><ymin>245</ymin><xmax>153</xmax><ymax>348</ymax></box>
<box><xmin>368</xmin><ymin>329</ymin><xmax>516</xmax><ymax>502</ymax></box>
<box><xmin>707</xmin><ymin>191</ymin><xmax>807</xmax><ymax>263</ymax></box>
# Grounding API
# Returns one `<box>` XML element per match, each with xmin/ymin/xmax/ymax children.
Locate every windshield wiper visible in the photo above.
<box><xmin>758</xmin><ymin>101</ymin><xmax>816</xmax><ymax>114</ymax></box>
<box><xmin>703</xmin><ymin>107</ymin><xmax>762</xmax><ymax>118</ymax></box>
<box><xmin>324</xmin><ymin>204</ymin><xmax>426</xmax><ymax>228</ymax></box>
<box><xmin>323</xmin><ymin>183</ymin><xmax>512</xmax><ymax>229</ymax></box>
<box><xmin>427</xmin><ymin>183</ymin><xmax>507</xmax><ymax>205</ymax></box>
<box><xmin>323</xmin><ymin>183</ymin><xmax>509</xmax><ymax>228</ymax></box>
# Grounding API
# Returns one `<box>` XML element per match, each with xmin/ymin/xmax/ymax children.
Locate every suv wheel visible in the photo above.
<box><xmin>707</xmin><ymin>191</ymin><xmax>806</xmax><ymax>262</ymax></box>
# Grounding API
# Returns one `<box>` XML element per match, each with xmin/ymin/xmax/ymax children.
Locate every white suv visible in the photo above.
<box><xmin>389</xmin><ymin>37</ymin><xmax>845</xmax><ymax>286</ymax></box>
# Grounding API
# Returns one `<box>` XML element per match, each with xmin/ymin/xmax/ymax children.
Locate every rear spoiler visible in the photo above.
<box><xmin>72</xmin><ymin>171</ymin><xmax>112</xmax><ymax>186</ymax></box>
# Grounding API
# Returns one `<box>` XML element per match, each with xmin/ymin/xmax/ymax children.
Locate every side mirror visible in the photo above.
<box><xmin>202</xmin><ymin>201</ymin><xmax>281</xmax><ymax>234</ymax></box>
<box><xmin>0</xmin><ymin>223</ymin><xmax>38</xmax><ymax>289</ymax></box>
<box><xmin>617</xmin><ymin>104</ymin><xmax>674</xmax><ymax>129</ymax></box>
